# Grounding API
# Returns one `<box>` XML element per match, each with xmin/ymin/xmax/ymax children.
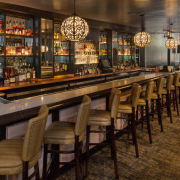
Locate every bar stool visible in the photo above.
<box><xmin>161</xmin><ymin>74</ymin><xmax>173</xmax><ymax>123</ymax></box>
<box><xmin>0</xmin><ymin>104</ymin><xmax>49</xmax><ymax>180</ymax></box>
<box><xmin>43</xmin><ymin>95</ymin><xmax>91</xmax><ymax>180</ymax></box>
<box><xmin>85</xmin><ymin>88</ymin><xmax>121</xmax><ymax>179</ymax></box>
<box><xmin>171</xmin><ymin>72</ymin><xmax>179</xmax><ymax>116</ymax></box>
<box><xmin>116</xmin><ymin>83</ymin><xmax>141</xmax><ymax>158</ymax></box>
<box><xmin>151</xmin><ymin>77</ymin><xmax>165</xmax><ymax>132</ymax></box>
<box><xmin>136</xmin><ymin>79</ymin><xmax>154</xmax><ymax>144</ymax></box>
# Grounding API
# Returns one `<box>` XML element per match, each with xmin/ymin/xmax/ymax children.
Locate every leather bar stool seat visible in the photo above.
<box><xmin>162</xmin><ymin>88</ymin><xmax>168</xmax><ymax>95</ymax></box>
<box><xmin>137</xmin><ymin>79</ymin><xmax>154</xmax><ymax>144</ymax></box>
<box><xmin>0</xmin><ymin>105</ymin><xmax>49</xmax><ymax>180</ymax></box>
<box><xmin>171</xmin><ymin>85</ymin><xmax>175</xmax><ymax>91</ymax></box>
<box><xmin>118</xmin><ymin>102</ymin><xmax>133</xmax><ymax>114</ymax></box>
<box><xmin>45</xmin><ymin>121</ymin><xmax>84</xmax><ymax>145</ymax></box>
<box><xmin>86</xmin><ymin>88</ymin><xmax>121</xmax><ymax>179</ymax></box>
<box><xmin>117</xmin><ymin>83</ymin><xmax>141</xmax><ymax>157</ymax></box>
<box><xmin>43</xmin><ymin>95</ymin><xmax>91</xmax><ymax>180</ymax></box>
<box><xmin>88</xmin><ymin>109</ymin><xmax>111</xmax><ymax>126</ymax></box>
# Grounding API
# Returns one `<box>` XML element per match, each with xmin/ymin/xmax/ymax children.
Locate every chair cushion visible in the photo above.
<box><xmin>138</xmin><ymin>98</ymin><xmax>146</xmax><ymax>106</ymax></box>
<box><xmin>88</xmin><ymin>109</ymin><xmax>111</xmax><ymax>126</ymax></box>
<box><xmin>171</xmin><ymin>85</ymin><xmax>175</xmax><ymax>90</ymax></box>
<box><xmin>162</xmin><ymin>88</ymin><xmax>167</xmax><ymax>95</ymax></box>
<box><xmin>44</xmin><ymin>121</ymin><xmax>84</xmax><ymax>145</ymax></box>
<box><xmin>118</xmin><ymin>102</ymin><xmax>133</xmax><ymax>114</ymax></box>
<box><xmin>151</xmin><ymin>92</ymin><xmax>158</xmax><ymax>99</ymax></box>
<box><xmin>0</xmin><ymin>139</ymin><xmax>38</xmax><ymax>175</ymax></box>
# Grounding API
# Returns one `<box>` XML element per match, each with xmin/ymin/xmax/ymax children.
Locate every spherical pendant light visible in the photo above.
<box><xmin>61</xmin><ymin>13</ymin><xmax>89</xmax><ymax>41</ymax></box>
<box><xmin>61</xmin><ymin>0</ymin><xmax>89</xmax><ymax>41</ymax></box>
<box><xmin>134</xmin><ymin>31</ymin><xmax>151</xmax><ymax>47</ymax></box>
<box><xmin>134</xmin><ymin>14</ymin><xmax>151</xmax><ymax>47</ymax></box>
<box><xmin>165</xmin><ymin>37</ymin><xmax>178</xmax><ymax>49</ymax></box>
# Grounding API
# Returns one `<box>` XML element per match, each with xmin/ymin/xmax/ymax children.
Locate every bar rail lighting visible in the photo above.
<box><xmin>164</xmin><ymin>24</ymin><xmax>178</xmax><ymax>49</ymax></box>
<box><xmin>61</xmin><ymin>0</ymin><xmax>89</xmax><ymax>41</ymax></box>
<box><xmin>134</xmin><ymin>14</ymin><xmax>151</xmax><ymax>47</ymax></box>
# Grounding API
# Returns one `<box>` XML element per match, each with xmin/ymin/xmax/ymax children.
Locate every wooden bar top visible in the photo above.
<box><xmin>0</xmin><ymin>68</ymin><xmax>145</xmax><ymax>91</ymax></box>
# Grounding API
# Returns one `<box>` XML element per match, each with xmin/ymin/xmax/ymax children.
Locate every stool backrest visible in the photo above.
<box><xmin>109</xmin><ymin>88</ymin><xmax>121</xmax><ymax>119</ymax></box>
<box><xmin>167</xmin><ymin>74</ymin><xmax>173</xmax><ymax>91</ymax></box>
<box><xmin>75</xmin><ymin>95</ymin><xmax>91</xmax><ymax>136</ymax></box>
<box><xmin>157</xmin><ymin>77</ymin><xmax>165</xmax><ymax>95</ymax></box>
<box><xmin>22</xmin><ymin>104</ymin><xmax>49</xmax><ymax>162</ymax></box>
<box><xmin>131</xmin><ymin>83</ymin><xmax>141</xmax><ymax>108</ymax></box>
<box><xmin>173</xmin><ymin>72</ymin><xmax>179</xmax><ymax>87</ymax></box>
<box><xmin>145</xmin><ymin>79</ymin><xmax>154</xmax><ymax>101</ymax></box>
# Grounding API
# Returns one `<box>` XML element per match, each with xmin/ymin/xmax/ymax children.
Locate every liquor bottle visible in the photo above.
<box><xmin>6</xmin><ymin>21</ymin><xmax>8</xmax><ymax>34</ymax></box>
<box><xmin>64</xmin><ymin>60</ymin><xmax>67</xmax><ymax>72</ymax></box>
<box><xmin>25</xmin><ymin>42</ymin><xmax>28</xmax><ymax>55</ymax></box>
<box><xmin>16</xmin><ymin>43</ymin><xmax>21</xmax><ymax>55</ymax></box>
<box><xmin>62</xmin><ymin>60</ymin><xmax>65</xmax><ymax>71</ymax></box>
<box><xmin>21</xmin><ymin>22</ymin><xmax>26</xmax><ymax>35</ymax></box>
<box><xmin>0</xmin><ymin>63</ymin><xmax>3</xmax><ymax>84</ymax></box>
<box><xmin>11</xmin><ymin>44</ymin><xmax>16</xmax><ymax>55</ymax></box>
<box><xmin>31</xmin><ymin>67</ymin><xmax>36</xmax><ymax>80</ymax></box>
<box><xmin>9</xmin><ymin>67</ymin><xmax>15</xmax><ymax>83</ymax></box>
<box><xmin>21</xmin><ymin>43</ymin><xmax>25</xmax><ymax>55</ymax></box>
<box><xmin>18</xmin><ymin>22</ymin><xmax>21</xmax><ymax>35</ymax></box>
<box><xmin>27</xmin><ymin>27</ymin><xmax>32</xmax><ymax>36</ymax></box>
<box><xmin>23</xmin><ymin>68</ymin><xmax>27</xmax><ymax>81</ymax></box>
<box><xmin>57</xmin><ymin>61</ymin><xmax>59</xmax><ymax>72</ymax></box>
<box><xmin>0</xmin><ymin>43</ymin><xmax>3</xmax><ymax>55</ymax></box>
<box><xmin>15</xmin><ymin>21</ymin><xmax>19</xmax><ymax>35</ymax></box>
<box><xmin>4</xmin><ymin>71</ymin><xmax>10</xmax><ymax>84</ymax></box>
<box><xmin>59</xmin><ymin>62</ymin><xmax>62</xmax><ymax>71</ymax></box>
<box><xmin>13</xmin><ymin>21</ymin><xmax>16</xmax><ymax>34</ymax></box>
<box><xmin>0</xmin><ymin>17</ymin><xmax>3</xmax><ymax>33</ymax></box>
<box><xmin>56</xmin><ymin>28</ymin><xmax>60</xmax><ymax>39</ymax></box>
<box><xmin>26</xmin><ymin>64</ymin><xmax>31</xmax><ymax>82</ymax></box>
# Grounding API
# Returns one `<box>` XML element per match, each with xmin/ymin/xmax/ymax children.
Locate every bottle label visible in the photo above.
<box><xmin>10</xmin><ymin>77</ymin><xmax>15</xmax><ymax>83</ymax></box>
<box><xmin>23</xmin><ymin>74</ymin><xmax>27</xmax><ymax>81</ymax></box>
<box><xmin>33</xmin><ymin>72</ymin><xmax>35</xmax><ymax>79</ymax></box>
<box><xmin>19</xmin><ymin>75</ymin><xmax>23</xmax><ymax>81</ymax></box>
<box><xmin>27</xmin><ymin>73</ymin><xmax>30</xmax><ymax>79</ymax></box>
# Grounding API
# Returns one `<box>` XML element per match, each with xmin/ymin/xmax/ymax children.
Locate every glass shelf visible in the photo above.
<box><xmin>6</xmin><ymin>34</ymin><xmax>33</xmax><ymax>38</ymax></box>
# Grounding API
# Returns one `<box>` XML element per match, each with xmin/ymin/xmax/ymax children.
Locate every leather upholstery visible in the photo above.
<box><xmin>173</xmin><ymin>72</ymin><xmax>179</xmax><ymax>87</ymax></box>
<box><xmin>44</xmin><ymin>121</ymin><xmax>84</xmax><ymax>145</ymax></box>
<box><xmin>22</xmin><ymin>105</ymin><xmax>49</xmax><ymax>162</ymax></box>
<box><xmin>0</xmin><ymin>105</ymin><xmax>49</xmax><ymax>176</ymax></box>
<box><xmin>138</xmin><ymin>98</ymin><xmax>146</xmax><ymax>106</ymax></box>
<box><xmin>145</xmin><ymin>80</ymin><xmax>155</xmax><ymax>101</ymax></box>
<box><xmin>118</xmin><ymin>102</ymin><xmax>133</xmax><ymax>114</ymax></box>
<box><xmin>157</xmin><ymin>77</ymin><xmax>165</xmax><ymax>95</ymax></box>
<box><xmin>88</xmin><ymin>109</ymin><xmax>111</xmax><ymax>126</ymax></box>
<box><xmin>44</xmin><ymin>95</ymin><xmax>91</xmax><ymax>145</ymax></box>
<box><xmin>171</xmin><ymin>85</ymin><xmax>175</xmax><ymax>90</ymax></box>
<box><xmin>119</xmin><ymin>83</ymin><xmax>141</xmax><ymax>113</ymax></box>
<box><xmin>75</xmin><ymin>95</ymin><xmax>91</xmax><ymax>136</ymax></box>
<box><xmin>151</xmin><ymin>93</ymin><xmax>158</xmax><ymax>99</ymax></box>
<box><xmin>162</xmin><ymin>88</ymin><xmax>167</xmax><ymax>95</ymax></box>
<box><xmin>88</xmin><ymin>88</ymin><xmax>121</xmax><ymax>126</ymax></box>
<box><xmin>166</xmin><ymin>74</ymin><xmax>173</xmax><ymax>91</ymax></box>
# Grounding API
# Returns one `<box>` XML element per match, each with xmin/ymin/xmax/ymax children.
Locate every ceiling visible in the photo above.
<box><xmin>1</xmin><ymin>0</ymin><xmax>180</xmax><ymax>33</ymax></box>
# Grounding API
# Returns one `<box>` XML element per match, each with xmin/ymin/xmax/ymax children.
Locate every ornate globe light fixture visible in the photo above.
<box><xmin>134</xmin><ymin>14</ymin><xmax>151</xmax><ymax>47</ymax></box>
<box><xmin>164</xmin><ymin>24</ymin><xmax>178</xmax><ymax>49</ymax></box>
<box><xmin>61</xmin><ymin>0</ymin><xmax>89</xmax><ymax>41</ymax></box>
<box><xmin>165</xmin><ymin>37</ymin><xmax>178</xmax><ymax>49</ymax></box>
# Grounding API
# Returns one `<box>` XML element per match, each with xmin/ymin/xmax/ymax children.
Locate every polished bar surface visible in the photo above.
<box><xmin>0</xmin><ymin>71</ymin><xmax>177</xmax><ymax>116</ymax></box>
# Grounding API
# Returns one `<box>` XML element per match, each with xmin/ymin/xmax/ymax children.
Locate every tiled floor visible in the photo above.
<box><xmin>56</xmin><ymin>106</ymin><xmax>180</xmax><ymax>180</ymax></box>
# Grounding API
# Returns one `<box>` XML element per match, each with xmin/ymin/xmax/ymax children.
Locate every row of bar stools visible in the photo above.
<box><xmin>136</xmin><ymin>79</ymin><xmax>155</xmax><ymax>144</ymax></box>
<box><xmin>43</xmin><ymin>95</ymin><xmax>91</xmax><ymax>180</ymax></box>
<box><xmin>85</xmin><ymin>88</ymin><xmax>121</xmax><ymax>179</ymax></box>
<box><xmin>151</xmin><ymin>77</ymin><xmax>165</xmax><ymax>132</ymax></box>
<box><xmin>116</xmin><ymin>83</ymin><xmax>141</xmax><ymax>157</ymax></box>
<box><xmin>0</xmin><ymin>105</ymin><xmax>49</xmax><ymax>180</ymax></box>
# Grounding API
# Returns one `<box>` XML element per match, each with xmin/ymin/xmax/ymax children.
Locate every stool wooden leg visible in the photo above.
<box><xmin>141</xmin><ymin>106</ymin><xmax>144</xmax><ymax>128</ymax></box>
<box><xmin>79</xmin><ymin>142</ymin><xmax>84</xmax><ymax>180</ymax></box>
<box><xmin>127</xmin><ymin>115</ymin><xmax>130</xmax><ymax>139</ymax></box>
<box><xmin>110</xmin><ymin>118</ymin><xmax>119</xmax><ymax>179</ymax></box>
<box><xmin>132</xmin><ymin>107</ymin><xmax>139</xmax><ymax>157</ymax></box>
<box><xmin>22</xmin><ymin>161</ymin><xmax>28</xmax><ymax>180</ymax></box>
<box><xmin>175</xmin><ymin>87</ymin><xmax>179</xmax><ymax>116</ymax></box>
<box><xmin>166</xmin><ymin>94</ymin><xmax>170</xmax><ymax>117</ymax></box>
<box><xmin>173</xmin><ymin>91</ymin><xmax>176</xmax><ymax>111</ymax></box>
<box><xmin>157</xmin><ymin>96</ymin><xmax>163</xmax><ymax>132</ymax></box>
<box><xmin>0</xmin><ymin>176</ymin><xmax>5</xmax><ymax>180</ymax></box>
<box><xmin>85</xmin><ymin>125</ymin><xmax>90</xmax><ymax>177</ymax></box>
<box><xmin>167</xmin><ymin>91</ymin><xmax>172</xmax><ymax>123</ymax></box>
<box><xmin>75</xmin><ymin>136</ymin><xmax>80</xmax><ymax>180</ymax></box>
<box><xmin>34</xmin><ymin>162</ymin><xmax>40</xmax><ymax>180</ymax></box>
<box><xmin>179</xmin><ymin>87</ymin><xmax>180</xmax><ymax>104</ymax></box>
<box><xmin>146</xmin><ymin>101</ymin><xmax>152</xmax><ymax>144</ymax></box>
<box><xmin>42</xmin><ymin>144</ymin><xmax>48</xmax><ymax>180</ymax></box>
<box><xmin>151</xmin><ymin>99</ymin><xmax>154</xmax><ymax>119</ymax></box>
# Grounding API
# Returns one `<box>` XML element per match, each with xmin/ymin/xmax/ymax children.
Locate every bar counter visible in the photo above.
<box><xmin>0</xmin><ymin>68</ymin><xmax>145</xmax><ymax>91</ymax></box>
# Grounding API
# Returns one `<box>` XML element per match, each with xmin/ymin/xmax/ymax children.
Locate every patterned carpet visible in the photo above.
<box><xmin>56</xmin><ymin>106</ymin><xmax>180</xmax><ymax>180</ymax></box>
